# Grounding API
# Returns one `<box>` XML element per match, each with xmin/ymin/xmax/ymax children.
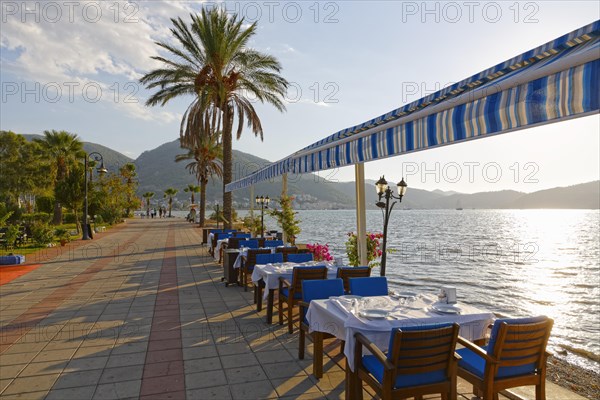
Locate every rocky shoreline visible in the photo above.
<box><xmin>547</xmin><ymin>356</ymin><xmax>600</xmax><ymax>400</ymax></box>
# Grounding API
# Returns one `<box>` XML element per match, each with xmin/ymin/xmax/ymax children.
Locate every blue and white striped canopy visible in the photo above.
<box><xmin>226</xmin><ymin>21</ymin><xmax>600</xmax><ymax>193</ymax></box>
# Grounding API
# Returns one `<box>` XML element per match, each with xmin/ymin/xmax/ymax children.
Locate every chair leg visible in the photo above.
<box><xmin>278</xmin><ymin>296</ymin><xmax>284</xmax><ymax>325</ymax></box>
<box><xmin>299</xmin><ymin>329</ymin><xmax>305</xmax><ymax>359</ymax></box>
<box><xmin>287</xmin><ymin>300</ymin><xmax>294</xmax><ymax>334</ymax></box>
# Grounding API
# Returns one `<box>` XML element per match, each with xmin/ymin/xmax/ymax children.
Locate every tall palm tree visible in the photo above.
<box><xmin>142</xmin><ymin>192</ymin><xmax>154</xmax><ymax>214</ymax></box>
<box><xmin>34</xmin><ymin>130</ymin><xmax>85</xmax><ymax>224</ymax></box>
<box><xmin>176</xmin><ymin>135</ymin><xmax>223</xmax><ymax>226</ymax></box>
<box><xmin>163</xmin><ymin>188</ymin><xmax>178</xmax><ymax>218</ymax></box>
<box><xmin>140</xmin><ymin>8</ymin><xmax>288</xmax><ymax>229</ymax></box>
<box><xmin>119</xmin><ymin>163</ymin><xmax>138</xmax><ymax>217</ymax></box>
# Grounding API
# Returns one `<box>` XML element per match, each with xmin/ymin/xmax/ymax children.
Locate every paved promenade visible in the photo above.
<box><xmin>0</xmin><ymin>219</ymin><xmax>585</xmax><ymax>399</ymax></box>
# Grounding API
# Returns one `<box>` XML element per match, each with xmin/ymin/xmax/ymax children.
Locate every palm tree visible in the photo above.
<box><xmin>119</xmin><ymin>163</ymin><xmax>138</xmax><ymax>217</ymax></box>
<box><xmin>183</xmin><ymin>184</ymin><xmax>200</xmax><ymax>206</ymax></box>
<box><xmin>140</xmin><ymin>8</ymin><xmax>288</xmax><ymax>229</ymax></box>
<box><xmin>142</xmin><ymin>192</ymin><xmax>154</xmax><ymax>215</ymax></box>
<box><xmin>163</xmin><ymin>188</ymin><xmax>178</xmax><ymax>218</ymax></box>
<box><xmin>176</xmin><ymin>135</ymin><xmax>223</xmax><ymax>226</ymax></box>
<box><xmin>34</xmin><ymin>130</ymin><xmax>85</xmax><ymax>225</ymax></box>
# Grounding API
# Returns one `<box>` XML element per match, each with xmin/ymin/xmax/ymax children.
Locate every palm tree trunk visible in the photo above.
<box><xmin>199</xmin><ymin>178</ymin><xmax>207</xmax><ymax>226</ymax></box>
<box><xmin>222</xmin><ymin>104</ymin><xmax>234</xmax><ymax>229</ymax></box>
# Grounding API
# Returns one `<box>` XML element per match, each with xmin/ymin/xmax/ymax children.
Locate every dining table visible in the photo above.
<box><xmin>251</xmin><ymin>261</ymin><xmax>338</xmax><ymax>323</ymax></box>
<box><xmin>304</xmin><ymin>293</ymin><xmax>495</xmax><ymax>391</ymax></box>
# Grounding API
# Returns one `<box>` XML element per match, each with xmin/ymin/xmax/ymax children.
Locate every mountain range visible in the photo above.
<box><xmin>22</xmin><ymin>135</ymin><xmax>599</xmax><ymax>209</ymax></box>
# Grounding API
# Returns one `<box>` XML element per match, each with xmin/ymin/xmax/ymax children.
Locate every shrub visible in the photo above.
<box><xmin>63</xmin><ymin>213</ymin><xmax>78</xmax><ymax>224</ymax></box>
<box><xmin>345</xmin><ymin>231</ymin><xmax>384</xmax><ymax>267</ymax></box>
<box><xmin>35</xmin><ymin>196</ymin><xmax>54</xmax><ymax>214</ymax></box>
<box><xmin>3</xmin><ymin>225</ymin><xmax>20</xmax><ymax>249</ymax></box>
<box><xmin>21</xmin><ymin>212</ymin><xmax>52</xmax><ymax>224</ymax></box>
<box><xmin>31</xmin><ymin>222</ymin><xmax>54</xmax><ymax>246</ymax></box>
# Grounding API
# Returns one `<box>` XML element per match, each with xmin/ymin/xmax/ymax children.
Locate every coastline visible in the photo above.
<box><xmin>548</xmin><ymin>356</ymin><xmax>600</xmax><ymax>399</ymax></box>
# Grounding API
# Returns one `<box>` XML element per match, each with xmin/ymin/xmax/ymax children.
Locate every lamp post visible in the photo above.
<box><xmin>375</xmin><ymin>176</ymin><xmax>408</xmax><ymax>276</ymax></box>
<box><xmin>82</xmin><ymin>152</ymin><xmax>107</xmax><ymax>240</ymax></box>
<box><xmin>255</xmin><ymin>195</ymin><xmax>270</xmax><ymax>238</ymax></box>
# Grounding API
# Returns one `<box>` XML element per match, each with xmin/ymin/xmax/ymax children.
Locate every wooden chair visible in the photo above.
<box><xmin>299</xmin><ymin>279</ymin><xmax>345</xmax><ymax>378</ymax></box>
<box><xmin>278</xmin><ymin>266</ymin><xmax>327</xmax><ymax>334</ymax></box>
<box><xmin>240</xmin><ymin>248</ymin><xmax>271</xmax><ymax>291</ymax></box>
<box><xmin>276</xmin><ymin>246</ymin><xmax>298</xmax><ymax>261</ymax></box>
<box><xmin>287</xmin><ymin>253</ymin><xmax>313</xmax><ymax>264</ymax></box>
<box><xmin>336</xmin><ymin>267</ymin><xmax>371</xmax><ymax>294</ymax></box>
<box><xmin>225</xmin><ymin>237</ymin><xmax>244</xmax><ymax>250</ymax></box>
<box><xmin>456</xmin><ymin>316</ymin><xmax>553</xmax><ymax>400</ymax></box>
<box><xmin>354</xmin><ymin>323</ymin><xmax>460</xmax><ymax>400</ymax></box>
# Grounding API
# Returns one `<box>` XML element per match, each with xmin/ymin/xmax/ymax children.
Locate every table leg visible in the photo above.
<box><xmin>266</xmin><ymin>289</ymin><xmax>275</xmax><ymax>324</ymax></box>
<box><xmin>255</xmin><ymin>280</ymin><xmax>264</xmax><ymax>312</ymax></box>
<box><xmin>313</xmin><ymin>331</ymin><xmax>323</xmax><ymax>378</ymax></box>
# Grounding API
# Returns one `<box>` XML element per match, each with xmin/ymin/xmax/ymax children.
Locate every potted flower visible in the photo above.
<box><xmin>345</xmin><ymin>231</ymin><xmax>384</xmax><ymax>267</ymax></box>
<box><xmin>306</xmin><ymin>243</ymin><xmax>334</xmax><ymax>262</ymax></box>
<box><xmin>55</xmin><ymin>228</ymin><xmax>71</xmax><ymax>247</ymax></box>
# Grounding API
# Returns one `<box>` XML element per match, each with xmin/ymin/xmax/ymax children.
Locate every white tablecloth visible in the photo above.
<box><xmin>208</xmin><ymin>233</ymin><xmax>215</xmax><ymax>248</ymax></box>
<box><xmin>214</xmin><ymin>238</ymin><xmax>229</xmax><ymax>260</ymax></box>
<box><xmin>251</xmin><ymin>262</ymin><xmax>337</xmax><ymax>299</ymax></box>
<box><xmin>306</xmin><ymin>294</ymin><xmax>495</xmax><ymax>371</ymax></box>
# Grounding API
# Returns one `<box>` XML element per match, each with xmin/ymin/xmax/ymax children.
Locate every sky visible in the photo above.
<box><xmin>1</xmin><ymin>1</ymin><xmax>599</xmax><ymax>194</ymax></box>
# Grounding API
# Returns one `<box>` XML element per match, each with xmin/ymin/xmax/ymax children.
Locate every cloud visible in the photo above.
<box><xmin>0</xmin><ymin>1</ymin><xmax>196</xmax><ymax>122</ymax></box>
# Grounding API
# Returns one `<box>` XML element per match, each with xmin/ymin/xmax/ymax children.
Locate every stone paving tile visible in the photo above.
<box><xmin>229</xmin><ymin>379</ymin><xmax>278</xmax><ymax>400</ymax></box>
<box><xmin>184</xmin><ymin>356</ymin><xmax>222</xmax><ymax>374</ymax></box>
<box><xmin>0</xmin><ymin>364</ymin><xmax>25</xmax><ymax>380</ymax></box>
<box><xmin>105</xmin><ymin>351</ymin><xmax>146</xmax><ymax>368</ymax></box>
<box><xmin>185</xmin><ymin>369</ymin><xmax>227</xmax><ymax>389</ymax></box>
<box><xmin>219</xmin><ymin>352</ymin><xmax>259</xmax><ymax>369</ymax></box>
<box><xmin>1</xmin><ymin>373</ymin><xmax>60</xmax><ymax>395</ymax></box>
<box><xmin>53</xmin><ymin>368</ymin><xmax>104</xmax><ymax>389</ymax></box>
<box><xmin>17</xmin><ymin>360</ymin><xmax>67</xmax><ymax>377</ymax></box>
<box><xmin>65</xmin><ymin>355</ymin><xmax>108</xmax><ymax>371</ymax></box>
<box><xmin>45</xmin><ymin>384</ymin><xmax>97</xmax><ymax>400</ymax></box>
<box><xmin>92</xmin><ymin>379</ymin><xmax>142</xmax><ymax>400</ymax></box>
<box><xmin>0</xmin><ymin>390</ymin><xmax>50</xmax><ymax>399</ymax></box>
<box><xmin>224</xmin><ymin>365</ymin><xmax>268</xmax><ymax>384</ymax></box>
<box><xmin>186</xmin><ymin>385</ymin><xmax>232</xmax><ymax>400</ymax></box>
<box><xmin>99</xmin><ymin>365</ymin><xmax>144</xmax><ymax>384</ymax></box>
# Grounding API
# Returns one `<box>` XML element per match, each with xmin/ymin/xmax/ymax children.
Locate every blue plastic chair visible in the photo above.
<box><xmin>354</xmin><ymin>323</ymin><xmax>460</xmax><ymax>400</ymax></box>
<box><xmin>287</xmin><ymin>253</ymin><xmax>314</xmax><ymax>264</ymax></box>
<box><xmin>299</xmin><ymin>279</ymin><xmax>345</xmax><ymax>378</ymax></box>
<box><xmin>264</xmin><ymin>239</ymin><xmax>284</xmax><ymax>248</ymax></box>
<box><xmin>255</xmin><ymin>253</ymin><xmax>284</xmax><ymax>265</ymax></box>
<box><xmin>348</xmin><ymin>276</ymin><xmax>388</xmax><ymax>296</ymax></box>
<box><xmin>456</xmin><ymin>316</ymin><xmax>553</xmax><ymax>400</ymax></box>
<box><xmin>243</xmin><ymin>239</ymin><xmax>259</xmax><ymax>249</ymax></box>
<box><xmin>278</xmin><ymin>266</ymin><xmax>327</xmax><ymax>334</ymax></box>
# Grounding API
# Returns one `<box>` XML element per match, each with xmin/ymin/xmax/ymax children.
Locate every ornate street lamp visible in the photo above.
<box><xmin>255</xmin><ymin>195</ymin><xmax>270</xmax><ymax>238</ymax></box>
<box><xmin>82</xmin><ymin>152</ymin><xmax>107</xmax><ymax>240</ymax></box>
<box><xmin>375</xmin><ymin>176</ymin><xmax>408</xmax><ymax>276</ymax></box>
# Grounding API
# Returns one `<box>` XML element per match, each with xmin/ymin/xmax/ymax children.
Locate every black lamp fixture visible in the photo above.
<box><xmin>375</xmin><ymin>176</ymin><xmax>408</xmax><ymax>276</ymax></box>
<box><xmin>82</xmin><ymin>152</ymin><xmax>107</xmax><ymax>240</ymax></box>
<box><xmin>255</xmin><ymin>195</ymin><xmax>270</xmax><ymax>238</ymax></box>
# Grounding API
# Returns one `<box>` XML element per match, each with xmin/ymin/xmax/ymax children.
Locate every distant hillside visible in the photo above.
<box><xmin>19</xmin><ymin>133</ymin><xmax>600</xmax><ymax>210</ymax></box>
<box><xmin>135</xmin><ymin>138</ymin><xmax>353</xmax><ymax>208</ymax></box>
<box><xmin>22</xmin><ymin>134</ymin><xmax>133</xmax><ymax>174</ymax></box>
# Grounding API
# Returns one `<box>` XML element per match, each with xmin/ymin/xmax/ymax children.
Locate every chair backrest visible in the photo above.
<box><xmin>301</xmin><ymin>279</ymin><xmax>344</xmax><ymax>324</ymax></box>
<box><xmin>264</xmin><ymin>240</ymin><xmax>284</xmax><ymax>248</ymax></box>
<box><xmin>348</xmin><ymin>276</ymin><xmax>388</xmax><ymax>296</ymax></box>
<box><xmin>223</xmin><ymin>229</ymin><xmax>237</xmax><ymax>234</ymax></box>
<box><xmin>276</xmin><ymin>246</ymin><xmax>299</xmax><ymax>261</ymax></box>
<box><xmin>287</xmin><ymin>253</ymin><xmax>314</xmax><ymax>264</ymax></box>
<box><xmin>227</xmin><ymin>237</ymin><xmax>243</xmax><ymax>249</ymax></box>
<box><xmin>336</xmin><ymin>267</ymin><xmax>371</xmax><ymax>293</ymax></box>
<box><xmin>387</xmin><ymin>323</ymin><xmax>459</xmax><ymax>380</ymax></box>
<box><xmin>245</xmin><ymin>248</ymin><xmax>272</xmax><ymax>270</ymax></box>
<box><xmin>291</xmin><ymin>266</ymin><xmax>328</xmax><ymax>293</ymax></box>
<box><xmin>487</xmin><ymin>316</ymin><xmax>553</xmax><ymax>379</ymax></box>
<box><xmin>255</xmin><ymin>252</ymin><xmax>284</xmax><ymax>265</ymax></box>
<box><xmin>210</xmin><ymin>229</ymin><xmax>223</xmax><ymax>234</ymax></box>
<box><xmin>244</xmin><ymin>239</ymin><xmax>259</xmax><ymax>249</ymax></box>
<box><xmin>212</xmin><ymin>232</ymin><xmax>232</xmax><ymax>247</ymax></box>
<box><xmin>234</xmin><ymin>232</ymin><xmax>252</xmax><ymax>239</ymax></box>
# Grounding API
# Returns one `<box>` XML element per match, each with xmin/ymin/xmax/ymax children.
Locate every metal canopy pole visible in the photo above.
<box><xmin>281</xmin><ymin>173</ymin><xmax>288</xmax><ymax>244</ymax></box>
<box><xmin>354</xmin><ymin>164</ymin><xmax>368</xmax><ymax>266</ymax></box>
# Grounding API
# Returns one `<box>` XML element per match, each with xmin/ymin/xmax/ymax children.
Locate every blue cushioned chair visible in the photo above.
<box><xmin>299</xmin><ymin>279</ymin><xmax>345</xmax><ymax>378</ymax></box>
<box><xmin>456</xmin><ymin>316</ymin><xmax>553</xmax><ymax>400</ymax></box>
<box><xmin>278</xmin><ymin>266</ymin><xmax>327</xmax><ymax>334</ymax></box>
<box><xmin>235</xmin><ymin>233</ymin><xmax>252</xmax><ymax>239</ymax></box>
<box><xmin>240</xmin><ymin>248</ymin><xmax>271</xmax><ymax>292</ymax></box>
<box><xmin>287</xmin><ymin>253</ymin><xmax>313</xmax><ymax>264</ymax></box>
<box><xmin>354</xmin><ymin>323</ymin><xmax>460</xmax><ymax>400</ymax></box>
<box><xmin>255</xmin><ymin>252</ymin><xmax>284</xmax><ymax>265</ymax></box>
<box><xmin>264</xmin><ymin>239</ymin><xmax>284</xmax><ymax>248</ymax></box>
<box><xmin>348</xmin><ymin>276</ymin><xmax>388</xmax><ymax>296</ymax></box>
<box><xmin>243</xmin><ymin>239</ymin><xmax>259</xmax><ymax>249</ymax></box>
<box><xmin>336</xmin><ymin>267</ymin><xmax>371</xmax><ymax>294</ymax></box>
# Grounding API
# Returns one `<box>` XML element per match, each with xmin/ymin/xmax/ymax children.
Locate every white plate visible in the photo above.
<box><xmin>359</xmin><ymin>309</ymin><xmax>389</xmax><ymax>319</ymax></box>
<box><xmin>431</xmin><ymin>304</ymin><xmax>461</xmax><ymax>314</ymax></box>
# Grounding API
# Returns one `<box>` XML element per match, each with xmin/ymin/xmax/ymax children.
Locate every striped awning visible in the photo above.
<box><xmin>226</xmin><ymin>21</ymin><xmax>600</xmax><ymax>192</ymax></box>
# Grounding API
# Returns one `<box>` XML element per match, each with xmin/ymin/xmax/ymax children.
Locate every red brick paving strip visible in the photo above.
<box><xmin>0</xmin><ymin>264</ymin><xmax>42</xmax><ymax>286</ymax></box>
<box><xmin>140</xmin><ymin>226</ymin><xmax>186</xmax><ymax>400</ymax></box>
<box><xmin>0</xmin><ymin>232</ymin><xmax>144</xmax><ymax>353</ymax></box>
